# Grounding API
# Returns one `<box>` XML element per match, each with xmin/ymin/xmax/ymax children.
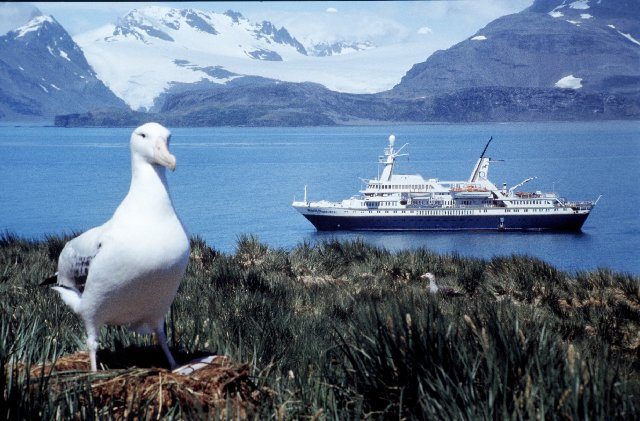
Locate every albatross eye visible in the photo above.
<box><xmin>140</xmin><ymin>133</ymin><xmax>146</xmax><ymax>138</ymax></box>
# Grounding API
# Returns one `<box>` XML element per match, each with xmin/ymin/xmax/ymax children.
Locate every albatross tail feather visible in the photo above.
<box><xmin>52</xmin><ymin>286</ymin><xmax>82</xmax><ymax>314</ymax></box>
<box><xmin>40</xmin><ymin>273</ymin><xmax>58</xmax><ymax>286</ymax></box>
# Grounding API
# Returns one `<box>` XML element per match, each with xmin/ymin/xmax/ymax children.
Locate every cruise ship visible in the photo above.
<box><xmin>292</xmin><ymin>135</ymin><xmax>600</xmax><ymax>231</ymax></box>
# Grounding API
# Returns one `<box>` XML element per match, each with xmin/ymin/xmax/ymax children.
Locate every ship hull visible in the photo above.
<box><xmin>299</xmin><ymin>211</ymin><xmax>590</xmax><ymax>232</ymax></box>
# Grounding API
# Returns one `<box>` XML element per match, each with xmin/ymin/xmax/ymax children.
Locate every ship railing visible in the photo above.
<box><xmin>565</xmin><ymin>200</ymin><xmax>595</xmax><ymax>210</ymax></box>
<box><xmin>407</xmin><ymin>203</ymin><xmax>441</xmax><ymax>209</ymax></box>
<box><xmin>451</xmin><ymin>185</ymin><xmax>489</xmax><ymax>193</ymax></box>
<box><xmin>514</xmin><ymin>191</ymin><xmax>542</xmax><ymax>198</ymax></box>
<box><xmin>307</xmin><ymin>200</ymin><xmax>343</xmax><ymax>208</ymax></box>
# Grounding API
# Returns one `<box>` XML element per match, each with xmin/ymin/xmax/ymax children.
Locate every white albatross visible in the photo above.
<box><xmin>420</xmin><ymin>272</ymin><xmax>464</xmax><ymax>297</ymax></box>
<box><xmin>43</xmin><ymin>122</ymin><xmax>190</xmax><ymax>372</ymax></box>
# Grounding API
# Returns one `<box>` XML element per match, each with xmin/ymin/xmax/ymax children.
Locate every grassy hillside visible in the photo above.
<box><xmin>1</xmin><ymin>233</ymin><xmax>638</xmax><ymax>418</ymax></box>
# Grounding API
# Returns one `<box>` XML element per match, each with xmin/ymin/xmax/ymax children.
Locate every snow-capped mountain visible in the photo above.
<box><xmin>74</xmin><ymin>6</ymin><xmax>413</xmax><ymax>111</ymax></box>
<box><xmin>74</xmin><ymin>7</ymin><xmax>311</xmax><ymax>110</ymax></box>
<box><xmin>309</xmin><ymin>41</ymin><xmax>375</xmax><ymax>57</ymax></box>
<box><xmin>0</xmin><ymin>11</ymin><xmax>126</xmax><ymax>119</ymax></box>
<box><xmin>392</xmin><ymin>0</ymin><xmax>640</xmax><ymax>97</ymax></box>
<box><xmin>55</xmin><ymin>0</ymin><xmax>639</xmax><ymax>127</ymax></box>
<box><xmin>105</xmin><ymin>8</ymin><xmax>307</xmax><ymax>57</ymax></box>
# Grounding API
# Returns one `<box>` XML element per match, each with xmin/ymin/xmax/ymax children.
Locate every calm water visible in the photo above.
<box><xmin>1</xmin><ymin>121</ymin><xmax>638</xmax><ymax>274</ymax></box>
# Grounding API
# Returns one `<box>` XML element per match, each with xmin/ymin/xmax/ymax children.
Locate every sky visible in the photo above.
<box><xmin>3</xmin><ymin>1</ymin><xmax>533</xmax><ymax>48</ymax></box>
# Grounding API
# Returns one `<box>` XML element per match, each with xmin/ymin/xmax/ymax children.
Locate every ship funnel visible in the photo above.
<box><xmin>389</xmin><ymin>134</ymin><xmax>396</xmax><ymax>147</ymax></box>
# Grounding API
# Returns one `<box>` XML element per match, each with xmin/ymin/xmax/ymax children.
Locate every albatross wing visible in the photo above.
<box><xmin>56</xmin><ymin>224</ymin><xmax>107</xmax><ymax>292</ymax></box>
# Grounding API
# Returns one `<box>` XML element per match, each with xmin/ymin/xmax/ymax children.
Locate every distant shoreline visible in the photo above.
<box><xmin>2</xmin><ymin>118</ymin><xmax>639</xmax><ymax>129</ymax></box>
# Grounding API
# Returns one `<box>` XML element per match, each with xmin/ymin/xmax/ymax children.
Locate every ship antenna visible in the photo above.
<box><xmin>480</xmin><ymin>136</ymin><xmax>493</xmax><ymax>159</ymax></box>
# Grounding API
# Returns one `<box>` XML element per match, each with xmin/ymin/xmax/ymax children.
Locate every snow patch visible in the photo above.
<box><xmin>555</xmin><ymin>75</ymin><xmax>582</xmax><ymax>89</ymax></box>
<box><xmin>569</xmin><ymin>0</ymin><xmax>590</xmax><ymax>10</ymax></box>
<box><xmin>548</xmin><ymin>11</ymin><xmax>564</xmax><ymax>18</ymax></box>
<box><xmin>39</xmin><ymin>84</ymin><xmax>49</xmax><ymax>93</ymax></box>
<box><xmin>618</xmin><ymin>31</ymin><xmax>640</xmax><ymax>46</ymax></box>
<box><xmin>50</xmin><ymin>84</ymin><xmax>61</xmax><ymax>91</ymax></box>
<box><xmin>18</xmin><ymin>66</ymin><xmax>24</xmax><ymax>71</ymax></box>
<box><xmin>607</xmin><ymin>24</ymin><xmax>615</xmax><ymax>29</ymax></box>
<box><xmin>471</xmin><ymin>35</ymin><xmax>487</xmax><ymax>41</ymax></box>
<box><xmin>566</xmin><ymin>20</ymin><xmax>581</xmax><ymax>26</ymax></box>
<box><xmin>59</xmin><ymin>50</ymin><xmax>71</xmax><ymax>61</ymax></box>
<box><xmin>580</xmin><ymin>14</ymin><xmax>593</xmax><ymax>19</ymax></box>
<box><xmin>15</xmin><ymin>15</ymin><xmax>54</xmax><ymax>38</ymax></box>
<box><xmin>46</xmin><ymin>46</ymin><xmax>55</xmax><ymax>56</ymax></box>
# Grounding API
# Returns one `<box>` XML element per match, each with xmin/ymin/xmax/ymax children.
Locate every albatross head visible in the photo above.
<box><xmin>131</xmin><ymin>122</ymin><xmax>176</xmax><ymax>171</ymax></box>
<box><xmin>421</xmin><ymin>272</ymin><xmax>438</xmax><ymax>293</ymax></box>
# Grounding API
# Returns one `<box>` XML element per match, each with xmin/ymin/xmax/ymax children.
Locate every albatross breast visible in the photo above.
<box><xmin>79</xmin><ymin>207</ymin><xmax>190</xmax><ymax>330</ymax></box>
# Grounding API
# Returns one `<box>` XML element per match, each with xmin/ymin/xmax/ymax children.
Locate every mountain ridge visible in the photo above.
<box><xmin>73</xmin><ymin>6</ymin><xmax>343</xmax><ymax>110</ymax></box>
<box><xmin>0</xmin><ymin>12</ymin><xmax>126</xmax><ymax>120</ymax></box>
<box><xmin>0</xmin><ymin>1</ymin><xmax>637</xmax><ymax>125</ymax></box>
<box><xmin>54</xmin><ymin>0</ymin><xmax>639</xmax><ymax>127</ymax></box>
<box><xmin>391</xmin><ymin>0</ymin><xmax>640</xmax><ymax>97</ymax></box>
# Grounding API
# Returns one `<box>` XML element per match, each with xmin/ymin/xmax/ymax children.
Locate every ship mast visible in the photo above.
<box><xmin>379</xmin><ymin>134</ymin><xmax>408</xmax><ymax>182</ymax></box>
<box><xmin>468</xmin><ymin>136</ymin><xmax>493</xmax><ymax>183</ymax></box>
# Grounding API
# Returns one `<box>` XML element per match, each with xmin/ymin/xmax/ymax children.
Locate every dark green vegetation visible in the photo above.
<box><xmin>1</xmin><ymin>233</ymin><xmax>639</xmax><ymax>418</ymax></box>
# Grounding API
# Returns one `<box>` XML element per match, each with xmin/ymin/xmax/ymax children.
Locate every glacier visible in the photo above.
<box><xmin>74</xmin><ymin>6</ymin><xmax>434</xmax><ymax>110</ymax></box>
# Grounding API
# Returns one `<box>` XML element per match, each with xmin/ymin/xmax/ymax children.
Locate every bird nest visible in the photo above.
<box><xmin>21</xmin><ymin>347</ymin><xmax>264</xmax><ymax>418</ymax></box>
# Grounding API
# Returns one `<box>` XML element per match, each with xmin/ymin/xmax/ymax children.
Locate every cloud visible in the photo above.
<box><xmin>326</xmin><ymin>7</ymin><xmax>338</xmax><ymax>13</ymax></box>
<box><xmin>0</xmin><ymin>2</ymin><xmax>41</xmax><ymax>35</ymax></box>
<box><xmin>254</xmin><ymin>9</ymin><xmax>410</xmax><ymax>47</ymax></box>
<box><xmin>417</xmin><ymin>26</ymin><xmax>432</xmax><ymax>35</ymax></box>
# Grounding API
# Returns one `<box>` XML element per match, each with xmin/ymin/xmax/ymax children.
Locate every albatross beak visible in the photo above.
<box><xmin>154</xmin><ymin>137</ymin><xmax>176</xmax><ymax>171</ymax></box>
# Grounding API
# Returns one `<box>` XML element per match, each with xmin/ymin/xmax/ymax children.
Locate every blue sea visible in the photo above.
<box><xmin>1</xmin><ymin>121</ymin><xmax>638</xmax><ymax>274</ymax></box>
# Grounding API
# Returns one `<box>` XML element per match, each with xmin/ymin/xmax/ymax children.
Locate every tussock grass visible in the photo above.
<box><xmin>1</xmin><ymin>232</ymin><xmax>638</xmax><ymax>418</ymax></box>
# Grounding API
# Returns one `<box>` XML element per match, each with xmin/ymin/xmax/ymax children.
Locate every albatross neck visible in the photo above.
<box><xmin>123</xmin><ymin>155</ymin><xmax>174</xmax><ymax>214</ymax></box>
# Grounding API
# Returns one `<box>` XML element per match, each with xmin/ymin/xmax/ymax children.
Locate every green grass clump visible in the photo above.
<box><xmin>1</xmin><ymin>232</ymin><xmax>639</xmax><ymax>419</ymax></box>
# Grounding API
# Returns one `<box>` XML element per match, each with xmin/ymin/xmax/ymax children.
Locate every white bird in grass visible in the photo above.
<box><xmin>421</xmin><ymin>272</ymin><xmax>464</xmax><ymax>297</ymax></box>
<box><xmin>42</xmin><ymin>122</ymin><xmax>190</xmax><ymax>372</ymax></box>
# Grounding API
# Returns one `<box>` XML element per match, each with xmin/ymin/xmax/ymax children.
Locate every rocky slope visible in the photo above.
<box><xmin>52</xmin><ymin>0</ymin><xmax>640</xmax><ymax>126</ymax></box>
<box><xmin>0</xmin><ymin>13</ymin><xmax>126</xmax><ymax>120</ymax></box>
<box><xmin>391</xmin><ymin>0</ymin><xmax>640</xmax><ymax>97</ymax></box>
<box><xmin>55</xmin><ymin>76</ymin><xmax>638</xmax><ymax>127</ymax></box>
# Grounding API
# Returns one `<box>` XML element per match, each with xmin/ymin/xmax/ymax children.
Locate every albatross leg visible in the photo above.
<box><xmin>85</xmin><ymin>323</ymin><xmax>99</xmax><ymax>372</ymax></box>
<box><xmin>154</xmin><ymin>322</ymin><xmax>177</xmax><ymax>369</ymax></box>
